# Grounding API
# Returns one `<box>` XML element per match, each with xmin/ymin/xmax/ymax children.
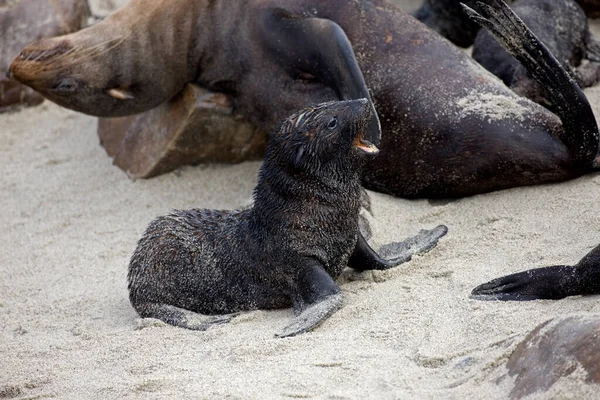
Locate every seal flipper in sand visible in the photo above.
<box><xmin>279</xmin><ymin>225</ymin><xmax>448</xmax><ymax>337</ymax></box>
<box><xmin>276</xmin><ymin>258</ymin><xmax>344</xmax><ymax>338</ymax></box>
<box><xmin>349</xmin><ymin>226</ymin><xmax>448</xmax><ymax>271</ymax></box>
<box><xmin>471</xmin><ymin>244</ymin><xmax>600</xmax><ymax>301</ymax></box>
<box><xmin>462</xmin><ymin>0</ymin><xmax>599</xmax><ymax>168</ymax></box>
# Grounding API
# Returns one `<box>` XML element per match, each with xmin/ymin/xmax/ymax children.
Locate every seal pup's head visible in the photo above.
<box><xmin>266</xmin><ymin>98</ymin><xmax>378</xmax><ymax>180</ymax></box>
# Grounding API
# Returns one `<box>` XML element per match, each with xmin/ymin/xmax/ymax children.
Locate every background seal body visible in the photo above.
<box><xmin>8</xmin><ymin>0</ymin><xmax>600</xmax><ymax>197</ymax></box>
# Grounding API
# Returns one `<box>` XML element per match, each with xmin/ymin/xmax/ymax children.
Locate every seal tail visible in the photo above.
<box><xmin>462</xmin><ymin>0</ymin><xmax>599</xmax><ymax>168</ymax></box>
<box><xmin>133</xmin><ymin>302</ymin><xmax>236</xmax><ymax>331</ymax></box>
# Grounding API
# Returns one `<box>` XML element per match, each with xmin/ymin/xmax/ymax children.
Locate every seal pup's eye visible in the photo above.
<box><xmin>327</xmin><ymin>118</ymin><xmax>338</xmax><ymax>130</ymax></box>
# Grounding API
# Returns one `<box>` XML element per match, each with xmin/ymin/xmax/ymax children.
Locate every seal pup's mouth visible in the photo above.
<box><xmin>354</xmin><ymin>131</ymin><xmax>379</xmax><ymax>155</ymax></box>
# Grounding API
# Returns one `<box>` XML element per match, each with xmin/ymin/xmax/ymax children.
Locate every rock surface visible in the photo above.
<box><xmin>0</xmin><ymin>0</ymin><xmax>90</xmax><ymax>112</ymax></box>
<box><xmin>98</xmin><ymin>84</ymin><xmax>267</xmax><ymax>179</ymax></box>
<box><xmin>507</xmin><ymin>315</ymin><xmax>600</xmax><ymax>399</ymax></box>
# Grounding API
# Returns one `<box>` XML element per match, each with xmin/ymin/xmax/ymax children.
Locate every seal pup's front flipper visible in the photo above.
<box><xmin>257</xmin><ymin>9</ymin><xmax>381</xmax><ymax>146</ymax></box>
<box><xmin>134</xmin><ymin>303</ymin><xmax>238</xmax><ymax>331</ymax></box>
<box><xmin>348</xmin><ymin>225</ymin><xmax>448</xmax><ymax>271</ymax></box>
<box><xmin>471</xmin><ymin>243</ymin><xmax>600</xmax><ymax>301</ymax></box>
<box><xmin>276</xmin><ymin>259</ymin><xmax>343</xmax><ymax>338</ymax></box>
<box><xmin>462</xmin><ymin>0</ymin><xmax>599</xmax><ymax>168</ymax></box>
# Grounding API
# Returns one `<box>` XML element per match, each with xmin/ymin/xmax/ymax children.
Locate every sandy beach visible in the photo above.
<box><xmin>2</xmin><ymin>0</ymin><xmax>600</xmax><ymax>398</ymax></box>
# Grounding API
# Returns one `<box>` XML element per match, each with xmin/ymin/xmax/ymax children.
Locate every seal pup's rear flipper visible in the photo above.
<box><xmin>471</xmin><ymin>243</ymin><xmax>600</xmax><ymax>301</ymax></box>
<box><xmin>462</xmin><ymin>0</ymin><xmax>599</xmax><ymax>168</ymax></box>
<box><xmin>134</xmin><ymin>303</ymin><xmax>237</xmax><ymax>331</ymax></box>
<box><xmin>348</xmin><ymin>225</ymin><xmax>448</xmax><ymax>271</ymax></box>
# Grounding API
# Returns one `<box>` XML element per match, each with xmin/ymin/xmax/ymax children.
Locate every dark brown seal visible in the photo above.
<box><xmin>0</xmin><ymin>0</ymin><xmax>90</xmax><ymax>111</ymax></box>
<box><xmin>471</xmin><ymin>243</ymin><xmax>600</xmax><ymax>301</ymax></box>
<box><xmin>127</xmin><ymin>99</ymin><xmax>448</xmax><ymax>337</ymax></box>
<box><xmin>7</xmin><ymin>0</ymin><xmax>600</xmax><ymax>197</ymax></box>
<box><xmin>413</xmin><ymin>0</ymin><xmax>482</xmax><ymax>47</ymax></box>
<box><xmin>576</xmin><ymin>0</ymin><xmax>600</xmax><ymax>17</ymax></box>
<box><xmin>472</xmin><ymin>0</ymin><xmax>600</xmax><ymax>109</ymax></box>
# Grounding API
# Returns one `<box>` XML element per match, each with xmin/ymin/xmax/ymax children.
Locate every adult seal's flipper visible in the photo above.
<box><xmin>257</xmin><ymin>9</ymin><xmax>381</xmax><ymax>145</ymax></box>
<box><xmin>471</xmin><ymin>244</ymin><xmax>600</xmax><ymax>301</ymax></box>
<box><xmin>348</xmin><ymin>225</ymin><xmax>448</xmax><ymax>271</ymax></box>
<box><xmin>462</xmin><ymin>0</ymin><xmax>599</xmax><ymax>168</ymax></box>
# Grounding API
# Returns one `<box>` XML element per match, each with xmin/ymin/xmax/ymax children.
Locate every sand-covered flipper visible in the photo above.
<box><xmin>462</xmin><ymin>0</ymin><xmax>599</xmax><ymax>168</ymax></box>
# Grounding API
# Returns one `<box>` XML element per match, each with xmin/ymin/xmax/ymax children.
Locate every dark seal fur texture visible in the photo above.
<box><xmin>128</xmin><ymin>99</ymin><xmax>447</xmax><ymax>337</ymax></box>
<box><xmin>413</xmin><ymin>0</ymin><xmax>482</xmax><ymax>47</ymax></box>
<box><xmin>472</xmin><ymin>0</ymin><xmax>600</xmax><ymax>109</ymax></box>
<box><xmin>471</xmin><ymin>243</ymin><xmax>600</xmax><ymax>301</ymax></box>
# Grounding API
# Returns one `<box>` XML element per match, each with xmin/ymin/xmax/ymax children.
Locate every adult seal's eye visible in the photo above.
<box><xmin>53</xmin><ymin>78</ymin><xmax>78</xmax><ymax>93</ymax></box>
<box><xmin>327</xmin><ymin>118</ymin><xmax>337</xmax><ymax>130</ymax></box>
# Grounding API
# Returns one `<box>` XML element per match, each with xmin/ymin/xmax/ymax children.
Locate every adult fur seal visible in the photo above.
<box><xmin>127</xmin><ymin>99</ymin><xmax>448</xmax><ymax>337</ymax></box>
<box><xmin>8</xmin><ymin>0</ymin><xmax>600</xmax><ymax>197</ymax></box>
<box><xmin>471</xmin><ymin>243</ymin><xmax>600</xmax><ymax>300</ymax></box>
<box><xmin>472</xmin><ymin>0</ymin><xmax>600</xmax><ymax>109</ymax></box>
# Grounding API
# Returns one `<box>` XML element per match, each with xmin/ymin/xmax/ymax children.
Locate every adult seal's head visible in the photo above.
<box><xmin>7</xmin><ymin>0</ymin><xmax>202</xmax><ymax>117</ymax></box>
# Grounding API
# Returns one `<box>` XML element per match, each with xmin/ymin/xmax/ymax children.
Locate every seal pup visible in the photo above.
<box><xmin>471</xmin><ymin>244</ymin><xmax>600</xmax><ymax>300</ymax></box>
<box><xmin>472</xmin><ymin>0</ymin><xmax>600</xmax><ymax>109</ymax></box>
<box><xmin>7</xmin><ymin>0</ymin><xmax>600</xmax><ymax>197</ymax></box>
<box><xmin>128</xmin><ymin>99</ymin><xmax>448</xmax><ymax>337</ymax></box>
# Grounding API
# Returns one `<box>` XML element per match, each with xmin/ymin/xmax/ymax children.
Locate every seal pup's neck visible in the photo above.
<box><xmin>250</xmin><ymin>99</ymin><xmax>378</xmax><ymax>232</ymax></box>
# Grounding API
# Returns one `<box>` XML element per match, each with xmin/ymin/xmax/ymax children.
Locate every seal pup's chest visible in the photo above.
<box><xmin>282</xmin><ymin>199</ymin><xmax>361</xmax><ymax>278</ymax></box>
